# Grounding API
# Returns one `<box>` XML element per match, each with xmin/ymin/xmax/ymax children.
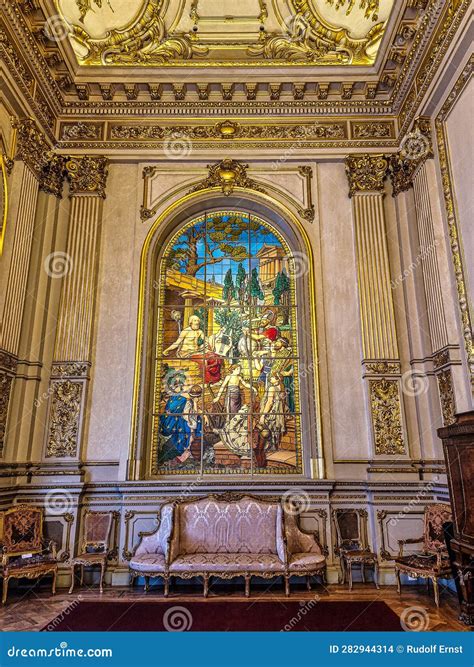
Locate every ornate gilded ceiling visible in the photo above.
<box><xmin>55</xmin><ymin>0</ymin><xmax>395</xmax><ymax>66</ymax></box>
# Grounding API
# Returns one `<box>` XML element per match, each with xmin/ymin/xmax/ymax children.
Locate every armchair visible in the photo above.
<box><xmin>0</xmin><ymin>505</ymin><xmax>57</xmax><ymax>604</ymax></box>
<box><xmin>333</xmin><ymin>509</ymin><xmax>379</xmax><ymax>590</ymax></box>
<box><xmin>69</xmin><ymin>511</ymin><xmax>115</xmax><ymax>594</ymax></box>
<box><xmin>394</xmin><ymin>503</ymin><xmax>452</xmax><ymax>606</ymax></box>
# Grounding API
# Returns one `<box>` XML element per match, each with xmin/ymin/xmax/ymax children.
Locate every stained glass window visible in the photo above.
<box><xmin>152</xmin><ymin>211</ymin><xmax>303</xmax><ymax>475</ymax></box>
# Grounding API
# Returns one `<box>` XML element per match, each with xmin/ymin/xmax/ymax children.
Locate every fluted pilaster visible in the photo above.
<box><xmin>45</xmin><ymin>156</ymin><xmax>108</xmax><ymax>459</ymax></box>
<box><xmin>346</xmin><ymin>154</ymin><xmax>406</xmax><ymax>457</ymax></box>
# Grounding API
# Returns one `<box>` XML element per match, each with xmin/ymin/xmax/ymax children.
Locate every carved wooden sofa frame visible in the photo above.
<box><xmin>129</xmin><ymin>493</ymin><xmax>327</xmax><ymax>597</ymax></box>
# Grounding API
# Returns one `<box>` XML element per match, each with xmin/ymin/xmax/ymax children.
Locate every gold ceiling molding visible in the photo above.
<box><xmin>55</xmin><ymin>0</ymin><xmax>393</xmax><ymax>67</ymax></box>
<box><xmin>325</xmin><ymin>0</ymin><xmax>381</xmax><ymax>21</ymax></box>
<box><xmin>66</xmin><ymin>0</ymin><xmax>208</xmax><ymax>65</ymax></box>
<box><xmin>250</xmin><ymin>0</ymin><xmax>387</xmax><ymax>65</ymax></box>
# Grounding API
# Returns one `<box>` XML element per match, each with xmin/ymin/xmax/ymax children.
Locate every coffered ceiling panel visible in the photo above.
<box><xmin>55</xmin><ymin>0</ymin><xmax>395</xmax><ymax>66</ymax></box>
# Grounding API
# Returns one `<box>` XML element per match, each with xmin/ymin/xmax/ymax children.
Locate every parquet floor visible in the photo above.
<box><xmin>0</xmin><ymin>579</ymin><xmax>468</xmax><ymax>632</ymax></box>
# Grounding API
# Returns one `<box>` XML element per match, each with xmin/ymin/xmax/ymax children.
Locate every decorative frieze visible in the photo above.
<box><xmin>66</xmin><ymin>156</ymin><xmax>109</xmax><ymax>198</ymax></box>
<box><xmin>345</xmin><ymin>154</ymin><xmax>388</xmax><ymax>196</ymax></box>
<box><xmin>369</xmin><ymin>379</ymin><xmax>405</xmax><ymax>456</ymax></box>
<box><xmin>365</xmin><ymin>361</ymin><xmax>401</xmax><ymax>376</ymax></box>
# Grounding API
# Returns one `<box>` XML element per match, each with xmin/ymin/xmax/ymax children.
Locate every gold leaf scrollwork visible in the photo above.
<box><xmin>369</xmin><ymin>378</ymin><xmax>405</xmax><ymax>455</ymax></box>
<box><xmin>188</xmin><ymin>159</ymin><xmax>266</xmax><ymax>197</ymax></box>
<box><xmin>66</xmin><ymin>156</ymin><xmax>109</xmax><ymax>198</ymax></box>
<box><xmin>436</xmin><ymin>369</ymin><xmax>456</xmax><ymax>426</ymax></box>
<box><xmin>70</xmin><ymin>0</ymin><xmax>208</xmax><ymax>65</ymax></box>
<box><xmin>46</xmin><ymin>380</ymin><xmax>83</xmax><ymax>457</ymax></box>
<box><xmin>345</xmin><ymin>154</ymin><xmax>388</xmax><ymax>196</ymax></box>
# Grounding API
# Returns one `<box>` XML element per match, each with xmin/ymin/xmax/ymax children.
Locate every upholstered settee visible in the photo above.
<box><xmin>129</xmin><ymin>495</ymin><xmax>326</xmax><ymax>596</ymax></box>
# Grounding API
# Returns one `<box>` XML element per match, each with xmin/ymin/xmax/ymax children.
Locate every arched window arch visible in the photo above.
<box><xmin>150</xmin><ymin>209</ymin><xmax>309</xmax><ymax>476</ymax></box>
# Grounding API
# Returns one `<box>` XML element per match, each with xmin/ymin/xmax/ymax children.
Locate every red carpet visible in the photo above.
<box><xmin>43</xmin><ymin>600</ymin><xmax>402</xmax><ymax>632</ymax></box>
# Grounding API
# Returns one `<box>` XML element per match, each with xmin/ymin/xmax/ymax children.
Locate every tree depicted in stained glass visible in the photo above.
<box><xmin>153</xmin><ymin>211</ymin><xmax>303</xmax><ymax>476</ymax></box>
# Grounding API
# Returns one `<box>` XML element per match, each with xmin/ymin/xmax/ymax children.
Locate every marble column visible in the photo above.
<box><xmin>0</xmin><ymin>119</ymin><xmax>65</xmax><ymax>456</ymax></box>
<box><xmin>44</xmin><ymin>156</ymin><xmax>108</xmax><ymax>459</ymax></box>
<box><xmin>346</xmin><ymin>154</ymin><xmax>407</xmax><ymax>458</ymax></box>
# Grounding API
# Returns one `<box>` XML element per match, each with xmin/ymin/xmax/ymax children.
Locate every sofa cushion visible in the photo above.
<box><xmin>169</xmin><ymin>553</ymin><xmax>285</xmax><ymax>573</ymax></box>
<box><xmin>171</xmin><ymin>497</ymin><xmax>283</xmax><ymax>556</ymax></box>
<box><xmin>129</xmin><ymin>554</ymin><xmax>166</xmax><ymax>573</ymax></box>
<box><xmin>288</xmin><ymin>552</ymin><xmax>326</xmax><ymax>570</ymax></box>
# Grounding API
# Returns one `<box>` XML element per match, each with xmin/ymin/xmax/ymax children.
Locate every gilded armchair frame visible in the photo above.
<box><xmin>394</xmin><ymin>503</ymin><xmax>453</xmax><ymax>607</ymax></box>
<box><xmin>0</xmin><ymin>505</ymin><xmax>57</xmax><ymax>604</ymax></box>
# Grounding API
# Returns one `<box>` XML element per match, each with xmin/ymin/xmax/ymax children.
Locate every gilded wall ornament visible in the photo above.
<box><xmin>436</xmin><ymin>59</ymin><xmax>474</xmax><ymax>393</ymax></box>
<box><xmin>369</xmin><ymin>378</ymin><xmax>405</xmax><ymax>455</ymax></box>
<box><xmin>188</xmin><ymin>160</ymin><xmax>266</xmax><ymax>197</ymax></box>
<box><xmin>345</xmin><ymin>154</ymin><xmax>388</xmax><ymax>196</ymax></box>
<box><xmin>51</xmin><ymin>362</ymin><xmax>90</xmax><ymax>379</ymax></box>
<box><xmin>66</xmin><ymin>156</ymin><xmax>109</xmax><ymax>198</ymax></box>
<box><xmin>0</xmin><ymin>371</ymin><xmax>14</xmax><ymax>455</ymax></box>
<box><xmin>365</xmin><ymin>361</ymin><xmax>401</xmax><ymax>375</ymax></box>
<box><xmin>61</xmin><ymin>122</ymin><xmax>101</xmax><ymax>141</ymax></box>
<box><xmin>436</xmin><ymin>369</ymin><xmax>456</xmax><ymax>426</ymax></box>
<box><xmin>352</xmin><ymin>123</ymin><xmax>392</xmax><ymax>139</ymax></box>
<box><xmin>46</xmin><ymin>379</ymin><xmax>83</xmax><ymax>457</ymax></box>
<box><xmin>107</xmin><ymin>122</ymin><xmax>347</xmax><ymax>142</ymax></box>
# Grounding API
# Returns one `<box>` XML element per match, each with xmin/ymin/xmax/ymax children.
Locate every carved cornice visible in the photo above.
<box><xmin>345</xmin><ymin>154</ymin><xmax>389</xmax><ymax>196</ymax></box>
<box><xmin>66</xmin><ymin>156</ymin><xmax>109</xmax><ymax>198</ymax></box>
<box><xmin>188</xmin><ymin>160</ymin><xmax>266</xmax><ymax>197</ymax></box>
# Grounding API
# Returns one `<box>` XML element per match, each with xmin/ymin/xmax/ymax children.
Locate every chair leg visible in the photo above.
<box><xmin>340</xmin><ymin>558</ymin><xmax>346</xmax><ymax>585</ymax></box>
<box><xmin>164</xmin><ymin>576</ymin><xmax>169</xmax><ymax>597</ymax></box>
<box><xmin>433</xmin><ymin>578</ymin><xmax>440</xmax><ymax>607</ymax></box>
<box><xmin>373</xmin><ymin>562</ymin><xmax>380</xmax><ymax>590</ymax></box>
<box><xmin>99</xmin><ymin>562</ymin><xmax>105</xmax><ymax>594</ymax></box>
<box><xmin>68</xmin><ymin>564</ymin><xmax>75</xmax><ymax>595</ymax></box>
<box><xmin>2</xmin><ymin>576</ymin><xmax>9</xmax><ymax>605</ymax></box>
<box><xmin>245</xmin><ymin>575</ymin><xmax>250</xmax><ymax>598</ymax></box>
<box><xmin>203</xmin><ymin>575</ymin><xmax>209</xmax><ymax>598</ymax></box>
<box><xmin>52</xmin><ymin>569</ymin><xmax>57</xmax><ymax>596</ymax></box>
<box><xmin>306</xmin><ymin>575</ymin><xmax>311</xmax><ymax>591</ymax></box>
<box><xmin>396</xmin><ymin>568</ymin><xmax>401</xmax><ymax>595</ymax></box>
<box><xmin>361</xmin><ymin>562</ymin><xmax>365</xmax><ymax>583</ymax></box>
<box><xmin>79</xmin><ymin>565</ymin><xmax>84</xmax><ymax>587</ymax></box>
<box><xmin>284</xmin><ymin>575</ymin><xmax>290</xmax><ymax>597</ymax></box>
<box><xmin>144</xmin><ymin>576</ymin><xmax>150</xmax><ymax>592</ymax></box>
<box><xmin>348</xmin><ymin>562</ymin><xmax>353</xmax><ymax>591</ymax></box>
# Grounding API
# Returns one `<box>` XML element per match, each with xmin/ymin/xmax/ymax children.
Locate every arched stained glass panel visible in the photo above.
<box><xmin>152</xmin><ymin>211</ymin><xmax>303</xmax><ymax>475</ymax></box>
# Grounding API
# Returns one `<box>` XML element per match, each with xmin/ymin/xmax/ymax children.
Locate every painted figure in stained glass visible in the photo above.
<box><xmin>153</xmin><ymin>211</ymin><xmax>302</xmax><ymax>475</ymax></box>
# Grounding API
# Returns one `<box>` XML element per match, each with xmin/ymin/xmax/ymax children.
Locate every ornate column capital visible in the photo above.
<box><xmin>345</xmin><ymin>154</ymin><xmax>388</xmax><ymax>197</ymax></box>
<box><xmin>66</xmin><ymin>156</ymin><xmax>109</xmax><ymax>198</ymax></box>
<box><xmin>389</xmin><ymin>116</ymin><xmax>434</xmax><ymax>196</ymax></box>
<box><xmin>12</xmin><ymin>118</ymin><xmax>66</xmax><ymax>197</ymax></box>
